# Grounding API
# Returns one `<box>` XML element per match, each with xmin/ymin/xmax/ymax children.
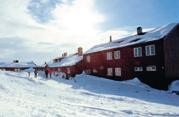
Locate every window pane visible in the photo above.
<box><xmin>115</xmin><ymin>68</ymin><xmax>121</xmax><ymax>76</ymax></box>
<box><xmin>150</xmin><ymin>45</ymin><xmax>155</xmax><ymax>55</ymax></box>
<box><xmin>145</xmin><ymin>46</ymin><xmax>150</xmax><ymax>56</ymax></box>
<box><xmin>107</xmin><ymin>52</ymin><xmax>112</xmax><ymax>60</ymax></box>
<box><xmin>67</xmin><ymin>68</ymin><xmax>70</xmax><ymax>74</ymax></box>
<box><xmin>146</xmin><ymin>65</ymin><xmax>157</xmax><ymax>71</ymax></box>
<box><xmin>87</xmin><ymin>55</ymin><xmax>90</xmax><ymax>63</ymax></box>
<box><xmin>134</xmin><ymin>67</ymin><xmax>143</xmax><ymax>72</ymax></box>
<box><xmin>107</xmin><ymin>68</ymin><xmax>113</xmax><ymax>76</ymax></box>
<box><xmin>134</xmin><ymin>47</ymin><xmax>142</xmax><ymax>57</ymax></box>
<box><xmin>114</xmin><ymin>50</ymin><xmax>120</xmax><ymax>59</ymax></box>
<box><xmin>145</xmin><ymin>45</ymin><xmax>155</xmax><ymax>56</ymax></box>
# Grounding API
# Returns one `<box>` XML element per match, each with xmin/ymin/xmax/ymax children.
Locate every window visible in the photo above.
<box><xmin>134</xmin><ymin>67</ymin><xmax>143</xmax><ymax>72</ymax></box>
<box><xmin>115</xmin><ymin>68</ymin><xmax>121</xmax><ymax>76</ymax></box>
<box><xmin>93</xmin><ymin>69</ymin><xmax>98</xmax><ymax>73</ymax></box>
<box><xmin>67</xmin><ymin>68</ymin><xmax>70</xmax><ymax>74</ymax></box>
<box><xmin>86</xmin><ymin>55</ymin><xmax>91</xmax><ymax>63</ymax></box>
<box><xmin>145</xmin><ymin>45</ymin><xmax>156</xmax><ymax>56</ymax></box>
<box><xmin>134</xmin><ymin>47</ymin><xmax>142</xmax><ymax>57</ymax></box>
<box><xmin>85</xmin><ymin>69</ymin><xmax>91</xmax><ymax>74</ymax></box>
<box><xmin>114</xmin><ymin>50</ymin><xmax>120</xmax><ymax>59</ymax></box>
<box><xmin>107</xmin><ymin>52</ymin><xmax>113</xmax><ymax>60</ymax></box>
<box><xmin>146</xmin><ymin>65</ymin><xmax>157</xmax><ymax>71</ymax></box>
<box><xmin>100</xmin><ymin>66</ymin><xmax>104</xmax><ymax>70</ymax></box>
<box><xmin>58</xmin><ymin>68</ymin><xmax>61</xmax><ymax>72</ymax></box>
<box><xmin>107</xmin><ymin>68</ymin><xmax>113</xmax><ymax>76</ymax></box>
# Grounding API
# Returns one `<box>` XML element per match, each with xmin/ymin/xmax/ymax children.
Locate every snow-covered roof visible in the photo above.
<box><xmin>85</xmin><ymin>23</ymin><xmax>178</xmax><ymax>54</ymax></box>
<box><xmin>0</xmin><ymin>62</ymin><xmax>9</xmax><ymax>68</ymax></box>
<box><xmin>48</xmin><ymin>54</ymin><xmax>83</xmax><ymax>68</ymax></box>
<box><xmin>0</xmin><ymin>61</ymin><xmax>37</xmax><ymax>68</ymax></box>
<box><xmin>23</xmin><ymin>67</ymin><xmax>35</xmax><ymax>72</ymax></box>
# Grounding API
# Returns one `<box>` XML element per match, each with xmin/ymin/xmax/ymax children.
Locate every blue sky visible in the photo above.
<box><xmin>0</xmin><ymin>0</ymin><xmax>179</xmax><ymax>64</ymax></box>
<box><xmin>27</xmin><ymin>0</ymin><xmax>179</xmax><ymax>28</ymax></box>
<box><xmin>95</xmin><ymin>0</ymin><xmax>179</xmax><ymax>30</ymax></box>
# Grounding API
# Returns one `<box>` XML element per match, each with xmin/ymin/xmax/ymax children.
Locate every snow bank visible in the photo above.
<box><xmin>169</xmin><ymin>80</ymin><xmax>179</xmax><ymax>94</ymax></box>
<box><xmin>0</xmin><ymin>71</ymin><xmax>179</xmax><ymax>117</ymax></box>
<box><xmin>121</xmin><ymin>78</ymin><xmax>154</xmax><ymax>90</ymax></box>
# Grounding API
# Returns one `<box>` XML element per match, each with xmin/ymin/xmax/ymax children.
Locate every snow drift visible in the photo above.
<box><xmin>0</xmin><ymin>71</ymin><xmax>179</xmax><ymax>117</ymax></box>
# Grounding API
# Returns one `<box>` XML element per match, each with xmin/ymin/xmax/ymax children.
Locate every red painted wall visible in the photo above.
<box><xmin>50</xmin><ymin>60</ymin><xmax>83</xmax><ymax>78</ymax></box>
<box><xmin>83</xmin><ymin>40</ymin><xmax>165</xmax><ymax>85</ymax></box>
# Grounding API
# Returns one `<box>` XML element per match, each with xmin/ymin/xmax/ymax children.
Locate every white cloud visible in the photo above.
<box><xmin>0</xmin><ymin>0</ymin><xmax>133</xmax><ymax>64</ymax></box>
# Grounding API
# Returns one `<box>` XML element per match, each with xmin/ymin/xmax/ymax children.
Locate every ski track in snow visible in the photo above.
<box><xmin>0</xmin><ymin>71</ymin><xmax>179</xmax><ymax>117</ymax></box>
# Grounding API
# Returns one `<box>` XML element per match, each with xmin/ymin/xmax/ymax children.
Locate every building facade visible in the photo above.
<box><xmin>83</xmin><ymin>23</ymin><xmax>179</xmax><ymax>89</ymax></box>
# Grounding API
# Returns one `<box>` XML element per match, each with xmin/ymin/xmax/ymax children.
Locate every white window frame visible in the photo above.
<box><xmin>134</xmin><ymin>47</ymin><xmax>142</xmax><ymax>57</ymax></box>
<box><xmin>67</xmin><ymin>68</ymin><xmax>71</xmax><ymax>74</ymax></box>
<box><xmin>58</xmin><ymin>68</ymin><xmax>61</xmax><ymax>72</ymax></box>
<box><xmin>93</xmin><ymin>69</ymin><xmax>98</xmax><ymax>73</ymax></box>
<box><xmin>134</xmin><ymin>67</ymin><xmax>143</xmax><ymax>72</ymax></box>
<box><xmin>107</xmin><ymin>68</ymin><xmax>113</xmax><ymax>76</ymax></box>
<box><xmin>86</xmin><ymin>55</ymin><xmax>91</xmax><ymax>63</ymax></box>
<box><xmin>114</xmin><ymin>50</ymin><xmax>120</xmax><ymax>59</ymax></box>
<box><xmin>115</xmin><ymin>68</ymin><xmax>121</xmax><ymax>76</ymax></box>
<box><xmin>107</xmin><ymin>52</ymin><xmax>113</xmax><ymax>60</ymax></box>
<box><xmin>145</xmin><ymin>45</ymin><xmax>156</xmax><ymax>56</ymax></box>
<box><xmin>146</xmin><ymin>65</ymin><xmax>157</xmax><ymax>71</ymax></box>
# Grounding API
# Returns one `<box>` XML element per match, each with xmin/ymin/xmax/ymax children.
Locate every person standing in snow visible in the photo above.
<box><xmin>44</xmin><ymin>63</ymin><xmax>49</xmax><ymax>79</ymax></box>
<box><xmin>34</xmin><ymin>68</ymin><xmax>38</xmax><ymax>78</ymax></box>
<box><xmin>28</xmin><ymin>72</ymin><xmax>30</xmax><ymax>77</ymax></box>
<box><xmin>48</xmin><ymin>69</ymin><xmax>53</xmax><ymax>78</ymax></box>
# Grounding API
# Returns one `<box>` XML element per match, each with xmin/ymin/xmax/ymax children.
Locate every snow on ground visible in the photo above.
<box><xmin>169</xmin><ymin>80</ymin><xmax>179</xmax><ymax>94</ymax></box>
<box><xmin>0</xmin><ymin>71</ymin><xmax>179</xmax><ymax>117</ymax></box>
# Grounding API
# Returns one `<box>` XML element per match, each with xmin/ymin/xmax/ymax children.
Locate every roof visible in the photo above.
<box><xmin>48</xmin><ymin>54</ymin><xmax>83</xmax><ymax>68</ymax></box>
<box><xmin>23</xmin><ymin>67</ymin><xmax>35</xmax><ymax>72</ymax></box>
<box><xmin>85</xmin><ymin>23</ymin><xmax>178</xmax><ymax>54</ymax></box>
<box><xmin>0</xmin><ymin>62</ymin><xmax>9</xmax><ymax>68</ymax></box>
<box><xmin>0</xmin><ymin>61</ymin><xmax>37</xmax><ymax>68</ymax></box>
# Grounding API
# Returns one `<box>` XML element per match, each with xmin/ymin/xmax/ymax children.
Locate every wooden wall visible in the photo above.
<box><xmin>164</xmin><ymin>24</ymin><xmax>179</xmax><ymax>80</ymax></box>
<box><xmin>84</xmin><ymin>40</ymin><xmax>167</xmax><ymax>89</ymax></box>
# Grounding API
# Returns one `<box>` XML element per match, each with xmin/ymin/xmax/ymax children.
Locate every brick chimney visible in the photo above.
<box><xmin>109</xmin><ymin>35</ymin><xmax>112</xmax><ymax>42</ymax></box>
<box><xmin>77</xmin><ymin>47</ymin><xmax>83</xmax><ymax>56</ymax></box>
<box><xmin>63</xmin><ymin>52</ymin><xmax>67</xmax><ymax>57</ymax></box>
<box><xmin>13</xmin><ymin>60</ymin><xmax>19</xmax><ymax>63</ymax></box>
<box><xmin>53</xmin><ymin>58</ymin><xmax>58</xmax><ymax>63</ymax></box>
<box><xmin>137</xmin><ymin>27</ymin><xmax>143</xmax><ymax>35</ymax></box>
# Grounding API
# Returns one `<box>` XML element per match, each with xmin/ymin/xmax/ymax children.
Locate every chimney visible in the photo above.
<box><xmin>13</xmin><ymin>60</ymin><xmax>19</xmax><ymax>63</ymax></box>
<box><xmin>62</xmin><ymin>52</ymin><xmax>67</xmax><ymax>58</ymax></box>
<box><xmin>109</xmin><ymin>35</ymin><xmax>112</xmax><ymax>42</ymax></box>
<box><xmin>53</xmin><ymin>59</ymin><xmax>58</xmax><ymax>63</ymax></box>
<box><xmin>63</xmin><ymin>52</ymin><xmax>67</xmax><ymax>57</ymax></box>
<box><xmin>77</xmin><ymin>47</ymin><xmax>83</xmax><ymax>56</ymax></box>
<box><xmin>137</xmin><ymin>27</ymin><xmax>143</xmax><ymax>35</ymax></box>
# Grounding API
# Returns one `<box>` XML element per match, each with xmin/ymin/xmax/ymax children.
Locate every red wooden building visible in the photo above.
<box><xmin>83</xmin><ymin>23</ymin><xmax>179</xmax><ymax>89</ymax></box>
<box><xmin>48</xmin><ymin>47</ymin><xmax>83</xmax><ymax>78</ymax></box>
